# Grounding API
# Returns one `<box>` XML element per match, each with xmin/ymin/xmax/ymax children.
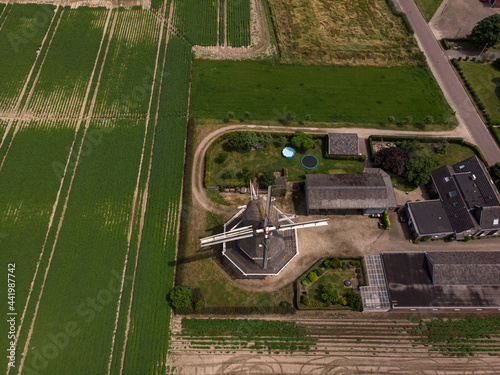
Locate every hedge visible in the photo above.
<box><xmin>385</xmin><ymin>0</ymin><xmax>413</xmax><ymax>34</ymax></box>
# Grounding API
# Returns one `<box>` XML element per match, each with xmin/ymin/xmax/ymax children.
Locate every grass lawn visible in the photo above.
<box><xmin>458</xmin><ymin>61</ymin><xmax>500</xmax><ymax>124</ymax></box>
<box><xmin>207</xmin><ymin>135</ymin><xmax>365</xmax><ymax>186</ymax></box>
<box><xmin>414</xmin><ymin>0</ymin><xmax>443</xmax><ymax>22</ymax></box>
<box><xmin>191</xmin><ymin>60</ymin><xmax>454</xmax><ymax>127</ymax></box>
<box><xmin>307</xmin><ymin>269</ymin><xmax>356</xmax><ymax>304</ymax></box>
<box><xmin>267</xmin><ymin>0</ymin><xmax>420</xmax><ymax>66</ymax></box>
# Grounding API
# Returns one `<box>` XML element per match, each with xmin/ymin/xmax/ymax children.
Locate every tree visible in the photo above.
<box><xmin>279</xmin><ymin>136</ymin><xmax>287</xmax><ymax>147</ymax></box>
<box><xmin>226</xmin><ymin>131</ymin><xmax>258</xmax><ymax>151</ymax></box>
<box><xmin>470</xmin><ymin>14</ymin><xmax>500</xmax><ymax>48</ymax></box>
<box><xmin>291</xmin><ymin>131</ymin><xmax>314</xmax><ymax>151</ymax></box>
<box><xmin>374</xmin><ymin>147</ymin><xmax>410</xmax><ymax>176</ymax></box>
<box><xmin>227</xmin><ymin>111</ymin><xmax>235</xmax><ymax>119</ymax></box>
<box><xmin>406</xmin><ymin>153</ymin><xmax>439</xmax><ymax>186</ymax></box>
<box><xmin>489</xmin><ymin>162</ymin><xmax>500</xmax><ymax>180</ymax></box>
<box><xmin>301</xmin><ymin>295</ymin><xmax>310</xmax><ymax>306</ymax></box>
<box><xmin>258</xmin><ymin>133</ymin><xmax>273</xmax><ymax>146</ymax></box>
<box><xmin>308</xmin><ymin>272</ymin><xmax>318</xmax><ymax>282</ymax></box>
<box><xmin>259</xmin><ymin>170</ymin><xmax>275</xmax><ymax>188</ymax></box>
<box><xmin>388</xmin><ymin>116</ymin><xmax>395</xmax><ymax>123</ymax></box>
<box><xmin>242</xmin><ymin>166</ymin><xmax>256</xmax><ymax>181</ymax></box>
<box><xmin>344</xmin><ymin>290</ymin><xmax>363</xmax><ymax>311</ymax></box>
<box><xmin>424</xmin><ymin>115</ymin><xmax>434</xmax><ymax>124</ymax></box>
<box><xmin>405</xmin><ymin>116</ymin><xmax>413</xmax><ymax>124</ymax></box>
<box><xmin>223</xmin><ymin>168</ymin><xmax>236</xmax><ymax>179</ymax></box>
<box><xmin>169</xmin><ymin>285</ymin><xmax>192</xmax><ymax>308</ymax></box>
<box><xmin>321</xmin><ymin>283</ymin><xmax>341</xmax><ymax>304</ymax></box>
<box><xmin>396</xmin><ymin>140</ymin><xmax>422</xmax><ymax>153</ymax></box>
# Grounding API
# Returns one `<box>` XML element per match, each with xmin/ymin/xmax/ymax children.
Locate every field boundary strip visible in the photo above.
<box><xmin>14</xmin><ymin>9</ymin><xmax>115</xmax><ymax>375</ymax></box>
<box><xmin>0</xmin><ymin>6</ymin><xmax>61</xmax><ymax>171</ymax></box>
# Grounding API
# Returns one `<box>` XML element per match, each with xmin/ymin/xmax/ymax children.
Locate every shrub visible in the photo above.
<box><xmin>216</xmin><ymin>151</ymin><xmax>228</xmax><ymax>163</ymax></box>
<box><xmin>291</xmin><ymin>130</ymin><xmax>314</xmax><ymax>151</ymax></box>
<box><xmin>244</xmin><ymin>111</ymin><xmax>250</xmax><ymax>118</ymax></box>
<box><xmin>388</xmin><ymin>116</ymin><xmax>395</xmax><ymax>123</ymax></box>
<box><xmin>301</xmin><ymin>295</ymin><xmax>310</xmax><ymax>306</ymax></box>
<box><xmin>227</xmin><ymin>111</ymin><xmax>234</xmax><ymax>119</ymax></box>
<box><xmin>169</xmin><ymin>285</ymin><xmax>193</xmax><ymax>309</ymax></box>
<box><xmin>227</xmin><ymin>131</ymin><xmax>258</xmax><ymax>151</ymax></box>
<box><xmin>279</xmin><ymin>136</ymin><xmax>287</xmax><ymax>146</ymax></box>
<box><xmin>317</xmin><ymin>268</ymin><xmax>324</xmax><ymax>276</ymax></box>
<box><xmin>350</xmin><ymin>260</ymin><xmax>359</xmax><ymax>267</ymax></box>
<box><xmin>330</xmin><ymin>257</ymin><xmax>341</xmax><ymax>269</ymax></box>
<box><xmin>302</xmin><ymin>279</ymin><xmax>310</xmax><ymax>287</ymax></box>
<box><xmin>382</xmin><ymin>210</ymin><xmax>391</xmax><ymax>230</ymax></box>
<box><xmin>259</xmin><ymin>170</ymin><xmax>276</xmax><ymax>188</ymax></box>
<box><xmin>344</xmin><ymin>290</ymin><xmax>363</xmax><ymax>311</ymax></box>
<box><xmin>321</xmin><ymin>283</ymin><xmax>341</xmax><ymax>304</ymax></box>
<box><xmin>194</xmin><ymin>299</ymin><xmax>204</xmax><ymax>312</ymax></box>
<box><xmin>308</xmin><ymin>272</ymin><xmax>318</xmax><ymax>283</ymax></box>
<box><xmin>323</xmin><ymin>259</ymin><xmax>331</xmax><ymax>269</ymax></box>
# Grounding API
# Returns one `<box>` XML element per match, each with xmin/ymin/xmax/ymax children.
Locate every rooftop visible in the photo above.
<box><xmin>328</xmin><ymin>133</ymin><xmax>359</xmax><ymax>155</ymax></box>
<box><xmin>382</xmin><ymin>252</ymin><xmax>500</xmax><ymax>308</ymax></box>
<box><xmin>407</xmin><ymin>200</ymin><xmax>453</xmax><ymax>235</ymax></box>
<box><xmin>306</xmin><ymin>169</ymin><xmax>397</xmax><ymax>210</ymax></box>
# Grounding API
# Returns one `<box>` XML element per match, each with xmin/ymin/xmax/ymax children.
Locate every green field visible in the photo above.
<box><xmin>0</xmin><ymin>4</ymin><xmax>55</xmax><ymax>112</ymax></box>
<box><xmin>28</xmin><ymin>8</ymin><xmax>109</xmax><ymax>115</ymax></box>
<box><xmin>0</xmin><ymin>5</ymin><xmax>189</xmax><ymax>374</ymax></box>
<box><xmin>458</xmin><ymin>61</ymin><xmax>500</xmax><ymax>124</ymax></box>
<box><xmin>174</xmin><ymin>0</ymin><xmax>218</xmax><ymax>46</ymax></box>
<box><xmin>414</xmin><ymin>0</ymin><xmax>442</xmax><ymax>22</ymax></box>
<box><xmin>206</xmin><ymin>133</ymin><xmax>365</xmax><ymax>186</ymax></box>
<box><xmin>191</xmin><ymin>60</ymin><xmax>454</xmax><ymax>126</ymax></box>
<box><xmin>227</xmin><ymin>0</ymin><xmax>251</xmax><ymax>47</ymax></box>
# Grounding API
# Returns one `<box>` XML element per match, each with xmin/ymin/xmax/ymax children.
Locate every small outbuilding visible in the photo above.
<box><xmin>305</xmin><ymin>168</ymin><xmax>397</xmax><ymax>215</ymax></box>
<box><xmin>328</xmin><ymin>133</ymin><xmax>359</xmax><ymax>156</ymax></box>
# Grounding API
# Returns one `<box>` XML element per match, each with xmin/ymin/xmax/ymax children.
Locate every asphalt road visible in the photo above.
<box><xmin>397</xmin><ymin>0</ymin><xmax>500</xmax><ymax>165</ymax></box>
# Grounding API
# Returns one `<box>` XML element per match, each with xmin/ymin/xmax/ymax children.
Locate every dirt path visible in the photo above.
<box><xmin>192</xmin><ymin>0</ymin><xmax>275</xmax><ymax>60</ymax></box>
<box><xmin>117</xmin><ymin>2</ymin><xmax>175</xmax><ymax>373</ymax></box>
<box><xmin>15</xmin><ymin>9</ymin><xmax>115</xmax><ymax>375</ymax></box>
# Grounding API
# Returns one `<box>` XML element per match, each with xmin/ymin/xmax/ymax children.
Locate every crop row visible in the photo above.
<box><xmin>0</xmin><ymin>4</ymin><xmax>55</xmax><ymax>112</ymax></box>
<box><xmin>27</xmin><ymin>8</ymin><xmax>109</xmax><ymax>115</ymax></box>
<box><xmin>92</xmin><ymin>8</ymin><xmax>161</xmax><ymax>117</ymax></box>
<box><xmin>174</xmin><ymin>0</ymin><xmax>218</xmax><ymax>46</ymax></box>
<box><xmin>227</xmin><ymin>0</ymin><xmax>250</xmax><ymax>47</ymax></box>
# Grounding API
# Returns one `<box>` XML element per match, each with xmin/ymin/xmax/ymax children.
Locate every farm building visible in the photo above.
<box><xmin>378</xmin><ymin>251</ymin><xmax>500</xmax><ymax>311</ymax></box>
<box><xmin>407</xmin><ymin>156</ymin><xmax>500</xmax><ymax>240</ymax></box>
<box><xmin>327</xmin><ymin>133</ymin><xmax>359</xmax><ymax>156</ymax></box>
<box><xmin>305</xmin><ymin>168</ymin><xmax>397</xmax><ymax>215</ymax></box>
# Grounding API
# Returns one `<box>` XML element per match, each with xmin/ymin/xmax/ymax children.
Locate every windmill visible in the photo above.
<box><xmin>200</xmin><ymin>186</ymin><xmax>329</xmax><ymax>275</ymax></box>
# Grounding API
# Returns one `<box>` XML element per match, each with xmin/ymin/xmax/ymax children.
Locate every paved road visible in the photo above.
<box><xmin>397</xmin><ymin>0</ymin><xmax>500</xmax><ymax>165</ymax></box>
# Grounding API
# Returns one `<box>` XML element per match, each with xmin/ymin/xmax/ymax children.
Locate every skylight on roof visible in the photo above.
<box><xmin>448</xmin><ymin>191</ymin><xmax>457</xmax><ymax>198</ymax></box>
<box><xmin>494</xmin><ymin>219</ymin><xmax>499</xmax><ymax>226</ymax></box>
<box><xmin>459</xmin><ymin>165</ymin><xmax>465</xmax><ymax>169</ymax></box>
<box><xmin>443</xmin><ymin>177</ymin><xmax>450</xmax><ymax>183</ymax></box>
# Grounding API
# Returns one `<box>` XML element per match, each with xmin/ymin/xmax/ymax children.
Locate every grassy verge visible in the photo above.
<box><xmin>191</xmin><ymin>60</ymin><xmax>455</xmax><ymax>127</ymax></box>
<box><xmin>414</xmin><ymin>0</ymin><xmax>443</xmax><ymax>22</ymax></box>
<box><xmin>457</xmin><ymin>61</ymin><xmax>500</xmax><ymax>124</ymax></box>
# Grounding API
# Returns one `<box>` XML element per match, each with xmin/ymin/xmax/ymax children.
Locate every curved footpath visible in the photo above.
<box><xmin>396</xmin><ymin>0</ymin><xmax>500</xmax><ymax>165</ymax></box>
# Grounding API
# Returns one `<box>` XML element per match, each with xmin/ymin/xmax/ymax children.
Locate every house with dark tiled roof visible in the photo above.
<box><xmin>407</xmin><ymin>156</ymin><xmax>500</xmax><ymax>240</ymax></box>
<box><xmin>305</xmin><ymin>168</ymin><xmax>397</xmax><ymax>215</ymax></box>
<box><xmin>327</xmin><ymin>133</ymin><xmax>359</xmax><ymax>156</ymax></box>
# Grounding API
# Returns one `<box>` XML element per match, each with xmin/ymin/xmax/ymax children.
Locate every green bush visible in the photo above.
<box><xmin>323</xmin><ymin>259</ymin><xmax>331</xmax><ymax>269</ymax></box>
<box><xmin>301</xmin><ymin>295</ymin><xmax>310</xmax><ymax>306</ymax></box>
<box><xmin>169</xmin><ymin>285</ymin><xmax>193</xmax><ymax>309</ymax></box>
<box><xmin>317</xmin><ymin>268</ymin><xmax>324</xmax><ymax>276</ymax></box>
<box><xmin>382</xmin><ymin>210</ymin><xmax>391</xmax><ymax>230</ymax></box>
<box><xmin>344</xmin><ymin>290</ymin><xmax>363</xmax><ymax>311</ymax></box>
<box><xmin>350</xmin><ymin>261</ymin><xmax>359</xmax><ymax>267</ymax></box>
<box><xmin>194</xmin><ymin>299</ymin><xmax>204</xmax><ymax>312</ymax></box>
<box><xmin>302</xmin><ymin>279</ymin><xmax>310</xmax><ymax>287</ymax></box>
<box><xmin>321</xmin><ymin>283</ymin><xmax>341</xmax><ymax>304</ymax></box>
<box><xmin>330</xmin><ymin>257</ymin><xmax>341</xmax><ymax>269</ymax></box>
<box><xmin>308</xmin><ymin>272</ymin><xmax>318</xmax><ymax>283</ymax></box>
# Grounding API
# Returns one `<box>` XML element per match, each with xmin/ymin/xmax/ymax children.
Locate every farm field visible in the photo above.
<box><xmin>191</xmin><ymin>60</ymin><xmax>454</xmax><ymax>127</ymax></box>
<box><xmin>168</xmin><ymin>315</ymin><xmax>500</xmax><ymax>373</ymax></box>
<box><xmin>0</xmin><ymin>4</ymin><xmax>55</xmax><ymax>112</ymax></box>
<box><xmin>206</xmin><ymin>133</ymin><xmax>364</xmax><ymax>186</ymax></box>
<box><xmin>227</xmin><ymin>0</ymin><xmax>251</xmax><ymax>47</ymax></box>
<box><xmin>0</xmin><ymin>4</ymin><xmax>190</xmax><ymax>374</ymax></box>
<box><xmin>174</xmin><ymin>0</ymin><xmax>218</xmax><ymax>46</ymax></box>
<box><xmin>267</xmin><ymin>0</ymin><xmax>421</xmax><ymax>66</ymax></box>
<box><xmin>457</xmin><ymin>61</ymin><xmax>500</xmax><ymax>124</ymax></box>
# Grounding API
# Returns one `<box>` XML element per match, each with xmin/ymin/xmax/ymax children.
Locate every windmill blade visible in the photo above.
<box><xmin>263</xmin><ymin>185</ymin><xmax>272</xmax><ymax>228</ymax></box>
<box><xmin>278</xmin><ymin>219</ymin><xmax>329</xmax><ymax>231</ymax></box>
<box><xmin>263</xmin><ymin>236</ymin><xmax>270</xmax><ymax>270</ymax></box>
<box><xmin>200</xmin><ymin>226</ymin><xmax>254</xmax><ymax>247</ymax></box>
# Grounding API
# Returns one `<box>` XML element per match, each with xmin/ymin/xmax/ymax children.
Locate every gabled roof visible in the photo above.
<box><xmin>453</xmin><ymin>156</ymin><xmax>500</xmax><ymax>207</ymax></box>
<box><xmin>306</xmin><ymin>169</ymin><xmax>397</xmax><ymax>210</ymax></box>
<box><xmin>407</xmin><ymin>200</ymin><xmax>453</xmax><ymax>235</ymax></box>
<box><xmin>327</xmin><ymin>133</ymin><xmax>359</xmax><ymax>155</ymax></box>
<box><xmin>426</xmin><ymin>252</ymin><xmax>500</xmax><ymax>286</ymax></box>
<box><xmin>477</xmin><ymin>206</ymin><xmax>500</xmax><ymax>230</ymax></box>
<box><xmin>431</xmin><ymin>165</ymin><xmax>478</xmax><ymax>234</ymax></box>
